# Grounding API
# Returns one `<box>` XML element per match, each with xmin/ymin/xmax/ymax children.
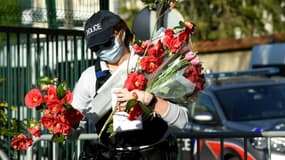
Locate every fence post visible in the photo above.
<box><xmin>45</xmin><ymin>0</ymin><xmax>58</xmax><ymax>29</ymax></box>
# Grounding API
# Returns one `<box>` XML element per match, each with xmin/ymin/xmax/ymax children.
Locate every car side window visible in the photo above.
<box><xmin>190</xmin><ymin>92</ymin><xmax>219</xmax><ymax>123</ymax></box>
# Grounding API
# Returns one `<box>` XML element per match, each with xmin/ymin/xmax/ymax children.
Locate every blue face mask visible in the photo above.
<box><xmin>96</xmin><ymin>38</ymin><xmax>123</xmax><ymax>64</ymax></box>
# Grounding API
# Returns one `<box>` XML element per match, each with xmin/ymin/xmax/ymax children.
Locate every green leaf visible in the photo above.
<box><xmin>63</xmin><ymin>103</ymin><xmax>73</xmax><ymax>110</ymax></box>
<box><xmin>139</xmin><ymin>103</ymin><xmax>152</xmax><ymax>115</ymax></box>
<box><xmin>52</xmin><ymin>134</ymin><xmax>65</xmax><ymax>143</ymax></box>
<box><xmin>125</xmin><ymin>99</ymin><xmax>139</xmax><ymax>112</ymax></box>
<box><xmin>106</xmin><ymin>120</ymin><xmax>116</xmax><ymax>137</ymax></box>
<box><xmin>125</xmin><ymin>99</ymin><xmax>152</xmax><ymax>116</ymax></box>
<box><xmin>37</xmin><ymin>76</ymin><xmax>52</xmax><ymax>85</ymax></box>
<box><xmin>35</xmin><ymin>104</ymin><xmax>45</xmax><ymax>112</ymax></box>
<box><xmin>56</xmin><ymin>81</ymin><xmax>68</xmax><ymax>99</ymax></box>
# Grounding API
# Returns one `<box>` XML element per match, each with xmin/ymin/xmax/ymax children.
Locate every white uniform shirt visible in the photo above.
<box><xmin>72</xmin><ymin>53</ymin><xmax>189</xmax><ymax>130</ymax></box>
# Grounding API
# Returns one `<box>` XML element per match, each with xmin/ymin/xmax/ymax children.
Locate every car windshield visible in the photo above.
<box><xmin>215</xmin><ymin>84</ymin><xmax>285</xmax><ymax>121</ymax></box>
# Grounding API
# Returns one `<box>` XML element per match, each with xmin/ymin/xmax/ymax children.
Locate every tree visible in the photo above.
<box><xmin>0</xmin><ymin>0</ymin><xmax>22</xmax><ymax>26</ymax></box>
<box><xmin>176</xmin><ymin>0</ymin><xmax>285</xmax><ymax>40</ymax></box>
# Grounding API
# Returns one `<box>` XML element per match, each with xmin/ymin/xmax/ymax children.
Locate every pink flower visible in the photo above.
<box><xmin>185</xmin><ymin>21</ymin><xmax>195</xmax><ymax>35</ymax></box>
<box><xmin>185</xmin><ymin>51</ymin><xmax>200</xmax><ymax>65</ymax></box>
<box><xmin>185</xmin><ymin>51</ymin><xmax>196</xmax><ymax>61</ymax></box>
<box><xmin>190</xmin><ymin>56</ymin><xmax>200</xmax><ymax>65</ymax></box>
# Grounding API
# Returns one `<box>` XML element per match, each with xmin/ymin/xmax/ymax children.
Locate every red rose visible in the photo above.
<box><xmin>164</xmin><ymin>29</ymin><xmax>175</xmax><ymax>37</ymax></box>
<box><xmin>183</xmin><ymin>65</ymin><xmax>205</xmax><ymax>91</ymax></box>
<box><xmin>44</xmin><ymin>85</ymin><xmax>59</xmax><ymax>106</ymax></box>
<box><xmin>47</xmin><ymin>102</ymin><xmax>65</xmax><ymax>115</ymax></box>
<box><xmin>195</xmin><ymin>77</ymin><xmax>205</xmax><ymax>90</ymax></box>
<box><xmin>133</xmin><ymin>43</ymin><xmax>146</xmax><ymax>55</ymax></box>
<box><xmin>128</xmin><ymin>103</ymin><xmax>144</xmax><ymax>120</ymax></box>
<box><xmin>169</xmin><ymin>37</ymin><xmax>183</xmax><ymax>53</ymax></box>
<box><xmin>25</xmin><ymin>88</ymin><xmax>43</xmax><ymax>109</ymax></box>
<box><xmin>11</xmin><ymin>134</ymin><xmax>33</xmax><ymax>150</ymax></box>
<box><xmin>147</xmin><ymin>40</ymin><xmax>164</xmax><ymax>57</ymax></box>
<box><xmin>63</xmin><ymin>90</ymin><xmax>73</xmax><ymax>104</ymax></box>
<box><xmin>27</xmin><ymin>125</ymin><xmax>41</xmax><ymax>137</ymax></box>
<box><xmin>41</xmin><ymin>114</ymin><xmax>56</xmax><ymax>129</ymax></box>
<box><xmin>52</xmin><ymin>116</ymin><xmax>71</xmax><ymax>135</ymax></box>
<box><xmin>178</xmin><ymin>30</ymin><xmax>189</xmax><ymax>42</ymax></box>
<box><xmin>133</xmin><ymin>40</ymin><xmax>151</xmax><ymax>55</ymax></box>
<box><xmin>124</xmin><ymin>72</ymin><xmax>147</xmax><ymax>91</ymax></box>
<box><xmin>140</xmin><ymin>56</ymin><xmax>163</xmax><ymax>73</ymax></box>
<box><xmin>163</xmin><ymin>36</ymin><xmax>183</xmax><ymax>53</ymax></box>
<box><xmin>64</xmin><ymin>108</ymin><xmax>84</xmax><ymax>126</ymax></box>
<box><xmin>162</xmin><ymin>36</ymin><xmax>172</xmax><ymax>49</ymax></box>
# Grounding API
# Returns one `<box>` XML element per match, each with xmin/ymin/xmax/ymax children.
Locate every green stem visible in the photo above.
<box><xmin>97</xmin><ymin>104</ymin><xmax>118</xmax><ymax>140</ymax></box>
<box><xmin>147</xmin><ymin>58</ymin><xmax>189</xmax><ymax>92</ymax></box>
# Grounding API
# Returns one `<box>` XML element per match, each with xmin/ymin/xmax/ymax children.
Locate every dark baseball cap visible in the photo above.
<box><xmin>84</xmin><ymin>10</ymin><xmax>121</xmax><ymax>49</ymax></box>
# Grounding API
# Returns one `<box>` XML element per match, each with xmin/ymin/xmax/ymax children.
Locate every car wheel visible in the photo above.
<box><xmin>226</xmin><ymin>156</ymin><xmax>241</xmax><ymax>160</ymax></box>
<box><xmin>224</xmin><ymin>148</ymin><xmax>242</xmax><ymax>160</ymax></box>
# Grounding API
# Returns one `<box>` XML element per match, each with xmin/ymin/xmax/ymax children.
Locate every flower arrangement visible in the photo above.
<box><xmin>11</xmin><ymin>77</ymin><xmax>83</xmax><ymax>150</ymax></box>
<box><xmin>125</xmin><ymin>20</ymin><xmax>205</xmax><ymax>111</ymax></box>
<box><xmin>100</xmin><ymin>17</ymin><xmax>205</xmax><ymax>138</ymax></box>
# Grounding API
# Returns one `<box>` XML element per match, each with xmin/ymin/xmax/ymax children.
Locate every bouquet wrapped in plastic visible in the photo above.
<box><xmin>99</xmin><ymin>21</ymin><xmax>205</xmax><ymax>138</ymax></box>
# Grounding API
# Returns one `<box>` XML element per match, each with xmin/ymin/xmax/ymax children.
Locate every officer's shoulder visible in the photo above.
<box><xmin>80</xmin><ymin>65</ymin><xmax>96</xmax><ymax>77</ymax></box>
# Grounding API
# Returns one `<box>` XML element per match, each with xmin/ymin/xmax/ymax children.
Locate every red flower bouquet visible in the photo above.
<box><xmin>101</xmin><ymin>21</ymin><xmax>205</xmax><ymax>138</ymax></box>
<box><xmin>127</xmin><ymin>21</ymin><xmax>205</xmax><ymax>104</ymax></box>
<box><xmin>11</xmin><ymin>77</ymin><xmax>83</xmax><ymax>150</ymax></box>
<box><xmin>99</xmin><ymin>1</ymin><xmax>205</xmax><ymax>138</ymax></box>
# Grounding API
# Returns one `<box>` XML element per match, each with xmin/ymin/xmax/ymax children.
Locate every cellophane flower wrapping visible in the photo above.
<box><xmin>150</xmin><ymin>69</ymin><xmax>196</xmax><ymax>105</ymax></box>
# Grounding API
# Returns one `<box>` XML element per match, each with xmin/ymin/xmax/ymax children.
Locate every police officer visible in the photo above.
<box><xmin>72</xmin><ymin>10</ymin><xmax>189</xmax><ymax>160</ymax></box>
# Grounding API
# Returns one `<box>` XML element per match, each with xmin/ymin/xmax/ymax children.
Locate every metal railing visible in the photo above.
<box><xmin>26</xmin><ymin>134</ymin><xmax>98</xmax><ymax>160</ymax></box>
<box><xmin>22</xmin><ymin>131</ymin><xmax>285</xmax><ymax>160</ymax></box>
<box><xmin>175</xmin><ymin>130</ymin><xmax>285</xmax><ymax>160</ymax></box>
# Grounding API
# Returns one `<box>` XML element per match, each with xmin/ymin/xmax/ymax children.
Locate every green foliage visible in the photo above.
<box><xmin>37</xmin><ymin>76</ymin><xmax>53</xmax><ymax>85</ymax></box>
<box><xmin>176</xmin><ymin>0</ymin><xmax>285</xmax><ymax>40</ymax></box>
<box><xmin>0</xmin><ymin>104</ymin><xmax>24</xmax><ymax>137</ymax></box>
<box><xmin>119</xmin><ymin>0</ymin><xmax>285</xmax><ymax>41</ymax></box>
<box><xmin>0</xmin><ymin>0</ymin><xmax>22</xmax><ymax>26</ymax></box>
<box><xmin>118</xmin><ymin>1</ymin><xmax>141</xmax><ymax>31</ymax></box>
<box><xmin>56</xmin><ymin>80</ymin><xmax>69</xmax><ymax>100</ymax></box>
<box><xmin>52</xmin><ymin>134</ymin><xmax>65</xmax><ymax>143</ymax></box>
